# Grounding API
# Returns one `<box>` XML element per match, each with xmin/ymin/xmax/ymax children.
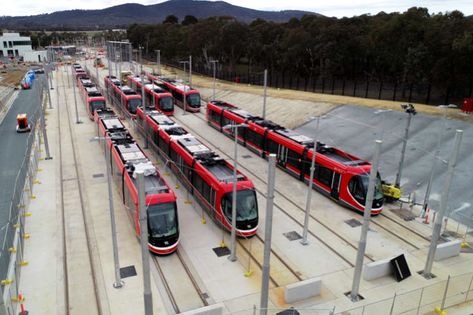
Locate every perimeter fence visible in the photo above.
<box><xmin>0</xmin><ymin>80</ymin><xmax>46</xmax><ymax>315</ymax></box>
<box><xmin>157</xmin><ymin>58</ymin><xmax>472</xmax><ymax>106</ymax></box>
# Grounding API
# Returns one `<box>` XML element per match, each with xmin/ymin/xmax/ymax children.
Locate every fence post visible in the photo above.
<box><xmin>441</xmin><ymin>275</ymin><xmax>451</xmax><ymax>310</ymax></box>
<box><xmin>389</xmin><ymin>293</ymin><xmax>397</xmax><ymax>315</ymax></box>
<box><xmin>353</xmin><ymin>80</ymin><xmax>357</xmax><ymax>97</ymax></box>
<box><xmin>416</xmin><ymin>287</ymin><xmax>425</xmax><ymax>315</ymax></box>
<box><xmin>331</xmin><ymin>78</ymin><xmax>335</xmax><ymax>94</ymax></box>
<box><xmin>393</xmin><ymin>82</ymin><xmax>398</xmax><ymax>101</ymax></box>
<box><xmin>444</xmin><ymin>86</ymin><xmax>450</xmax><ymax>105</ymax></box>
<box><xmin>378</xmin><ymin>81</ymin><xmax>383</xmax><ymax>100</ymax></box>
<box><xmin>465</xmin><ymin>273</ymin><xmax>473</xmax><ymax>302</ymax></box>
<box><xmin>321</xmin><ymin>78</ymin><xmax>325</xmax><ymax>93</ymax></box>
<box><xmin>408</xmin><ymin>83</ymin><xmax>413</xmax><ymax>102</ymax></box>
<box><xmin>364</xmin><ymin>80</ymin><xmax>370</xmax><ymax>98</ymax></box>
<box><xmin>342</xmin><ymin>79</ymin><xmax>346</xmax><ymax>96</ymax></box>
<box><xmin>425</xmin><ymin>83</ymin><xmax>432</xmax><ymax>104</ymax></box>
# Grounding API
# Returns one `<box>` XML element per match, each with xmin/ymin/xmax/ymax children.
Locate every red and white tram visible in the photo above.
<box><xmin>206</xmin><ymin>100</ymin><xmax>384</xmax><ymax>214</ymax></box>
<box><xmin>147</xmin><ymin>73</ymin><xmax>201</xmax><ymax>113</ymax></box>
<box><xmin>104</xmin><ymin>75</ymin><xmax>142</xmax><ymax>118</ymax></box>
<box><xmin>78</xmin><ymin>77</ymin><xmax>106</xmax><ymax>120</ymax></box>
<box><xmin>136</xmin><ymin>107</ymin><xmax>259</xmax><ymax>236</ymax></box>
<box><xmin>95</xmin><ymin>108</ymin><xmax>179</xmax><ymax>254</ymax></box>
<box><xmin>128</xmin><ymin>75</ymin><xmax>174</xmax><ymax>115</ymax></box>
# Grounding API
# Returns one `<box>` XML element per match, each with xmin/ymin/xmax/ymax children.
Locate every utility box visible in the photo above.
<box><xmin>462</xmin><ymin>98</ymin><xmax>473</xmax><ymax>114</ymax></box>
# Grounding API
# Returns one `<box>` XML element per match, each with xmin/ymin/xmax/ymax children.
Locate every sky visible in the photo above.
<box><xmin>4</xmin><ymin>0</ymin><xmax>472</xmax><ymax>17</ymax></box>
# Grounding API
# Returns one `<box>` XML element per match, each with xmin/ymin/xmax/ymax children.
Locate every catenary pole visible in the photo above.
<box><xmin>228</xmin><ymin>125</ymin><xmax>240</xmax><ymax>262</ymax></box>
<box><xmin>71</xmin><ymin>64</ymin><xmax>81</xmax><ymax>124</ymax></box>
<box><xmin>301</xmin><ymin>116</ymin><xmax>320</xmax><ymax>245</ymax></box>
<box><xmin>260</xmin><ymin>153</ymin><xmax>276</xmax><ymax>315</ymax></box>
<box><xmin>104</xmin><ymin>138</ymin><xmax>124</xmax><ymax>288</ymax></box>
<box><xmin>137</xmin><ymin>171</ymin><xmax>153</xmax><ymax>315</ymax></box>
<box><xmin>395</xmin><ymin>105</ymin><xmax>416</xmax><ymax>187</ymax></box>
<box><xmin>262</xmin><ymin>69</ymin><xmax>268</xmax><ymax>119</ymax></box>
<box><xmin>210</xmin><ymin>60</ymin><xmax>218</xmax><ymax>101</ymax></box>
<box><xmin>350</xmin><ymin>140</ymin><xmax>382</xmax><ymax>301</ymax></box>
<box><xmin>422</xmin><ymin>130</ymin><xmax>463</xmax><ymax>278</ymax></box>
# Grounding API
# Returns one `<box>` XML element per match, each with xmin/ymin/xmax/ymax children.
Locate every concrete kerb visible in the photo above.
<box><xmin>284</xmin><ymin>277</ymin><xmax>322</xmax><ymax>303</ymax></box>
<box><xmin>434</xmin><ymin>240</ymin><xmax>462</xmax><ymax>261</ymax></box>
<box><xmin>178</xmin><ymin>303</ymin><xmax>225</xmax><ymax>315</ymax></box>
<box><xmin>363</xmin><ymin>257</ymin><xmax>395</xmax><ymax>281</ymax></box>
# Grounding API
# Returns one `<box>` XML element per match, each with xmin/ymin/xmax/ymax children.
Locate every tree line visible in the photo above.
<box><xmin>127</xmin><ymin>8</ymin><xmax>473</xmax><ymax>103</ymax></box>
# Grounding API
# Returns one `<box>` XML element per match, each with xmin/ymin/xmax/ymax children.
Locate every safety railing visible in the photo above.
<box><xmin>335</xmin><ymin>270</ymin><xmax>473</xmax><ymax>315</ymax></box>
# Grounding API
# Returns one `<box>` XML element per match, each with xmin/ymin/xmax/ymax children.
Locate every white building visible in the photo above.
<box><xmin>0</xmin><ymin>32</ymin><xmax>33</xmax><ymax>59</ymax></box>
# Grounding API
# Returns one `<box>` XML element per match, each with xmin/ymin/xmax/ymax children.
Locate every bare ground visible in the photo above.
<box><xmin>157</xmin><ymin>64</ymin><xmax>472</xmax><ymax>127</ymax></box>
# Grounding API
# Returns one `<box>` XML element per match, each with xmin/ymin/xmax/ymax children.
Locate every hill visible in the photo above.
<box><xmin>0</xmin><ymin>0</ymin><xmax>318</xmax><ymax>30</ymax></box>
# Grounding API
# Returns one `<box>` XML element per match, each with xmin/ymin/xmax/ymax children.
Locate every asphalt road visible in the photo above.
<box><xmin>0</xmin><ymin>77</ymin><xmax>41</xmax><ymax>277</ymax></box>
<box><xmin>296</xmin><ymin>104</ymin><xmax>473</xmax><ymax>224</ymax></box>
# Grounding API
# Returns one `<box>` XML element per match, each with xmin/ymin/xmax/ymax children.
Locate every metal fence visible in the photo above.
<box><xmin>0</xmin><ymin>84</ymin><xmax>44</xmax><ymax>315</ymax></box>
<box><xmin>158</xmin><ymin>59</ymin><xmax>472</xmax><ymax>106</ymax></box>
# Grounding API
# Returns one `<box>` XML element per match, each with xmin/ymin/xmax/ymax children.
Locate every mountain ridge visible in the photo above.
<box><xmin>0</xmin><ymin>0</ymin><xmax>319</xmax><ymax>30</ymax></box>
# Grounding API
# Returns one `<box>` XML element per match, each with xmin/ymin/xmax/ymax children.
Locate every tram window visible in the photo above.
<box><xmin>210</xmin><ymin>110</ymin><xmax>220</xmax><ymax>123</ymax></box>
<box><xmin>170</xmin><ymin>148</ymin><xmax>179</xmax><ymax>163</ymax></box>
<box><xmin>317</xmin><ymin>166</ymin><xmax>333</xmax><ymax>187</ymax></box>
<box><xmin>348</xmin><ymin>176</ymin><xmax>365</xmax><ymax>200</ymax></box>
<box><xmin>266</xmin><ymin>139</ymin><xmax>278</xmax><ymax>154</ymax></box>
<box><xmin>202</xmin><ymin>181</ymin><xmax>211</xmax><ymax>203</ymax></box>
<box><xmin>193</xmin><ymin>172</ymin><xmax>203</xmax><ymax>193</ymax></box>
<box><xmin>287</xmin><ymin>149</ymin><xmax>300</xmax><ymax>168</ymax></box>
<box><xmin>173</xmin><ymin>91</ymin><xmax>183</xmax><ymax>102</ymax></box>
<box><xmin>222</xmin><ymin>116</ymin><xmax>232</xmax><ymax>128</ymax></box>
<box><xmin>246</xmin><ymin>130</ymin><xmax>263</xmax><ymax>147</ymax></box>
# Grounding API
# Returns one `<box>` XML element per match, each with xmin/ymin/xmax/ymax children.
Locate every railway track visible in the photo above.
<box><xmin>58</xmin><ymin>67</ymin><xmax>102</xmax><ymax>315</ymax></box>
<box><xmin>237</xmin><ymin>233</ymin><xmax>304</xmax><ymax>288</ymax></box>
<box><xmin>152</xmin><ymin>250</ymin><xmax>209</xmax><ymax>314</ymax></box>
<box><xmin>172</xmin><ymin>110</ymin><xmax>373</xmax><ymax>265</ymax></box>
<box><xmin>192</xmin><ymin>104</ymin><xmax>433</xmax><ymax>253</ymax></box>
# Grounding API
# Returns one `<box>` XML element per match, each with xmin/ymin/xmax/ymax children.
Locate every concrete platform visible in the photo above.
<box><xmin>14</xmin><ymin>60</ymin><xmax>473</xmax><ymax>315</ymax></box>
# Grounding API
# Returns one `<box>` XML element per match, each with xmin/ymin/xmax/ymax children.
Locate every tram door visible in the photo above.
<box><xmin>277</xmin><ymin>145</ymin><xmax>288</xmax><ymax>167</ymax></box>
<box><xmin>330</xmin><ymin>173</ymin><xmax>341</xmax><ymax>199</ymax></box>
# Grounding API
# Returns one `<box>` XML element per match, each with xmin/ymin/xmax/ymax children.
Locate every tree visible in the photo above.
<box><xmin>182</xmin><ymin>15</ymin><xmax>198</xmax><ymax>26</ymax></box>
<box><xmin>163</xmin><ymin>15</ymin><xmax>178</xmax><ymax>24</ymax></box>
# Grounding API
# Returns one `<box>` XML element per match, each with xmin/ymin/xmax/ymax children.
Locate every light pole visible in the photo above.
<box><xmin>350</xmin><ymin>139</ymin><xmax>383</xmax><ymax>302</ymax></box>
<box><xmin>189</xmin><ymin>55</ymin><xmax>192</xmax><ymax>87</ymax></box>
<box><xmin>422</xmin><ymin>105</ymin><xmax>456</xmax><ymax>213</ymax></box>
<box><xmin>92</xmin><ymin>136</ymin><xmax>124</xmax><ymax>288</ymax></box>
<box><xmin>422</xmin><ymin>130</ymin><xmax>463</xmax><ymax>279</ymax></box>
<box><xmin>262</xmin><ymin>69</ymin><xmax>268</xmax><ymax>119</ymax></box>
<box><xmin>137</xmin><ymin>171</ymin><xmax>153</xmax><ymax>315</ymax></box>
<box><xmin>179</xmin><ymin>60</ymin><xmax>189</xmax><ymax>115</ymax></box>
<box><xmin>71</xmin><ymin>64</ymin><xmax>81</xmax><ymax>124</ymax></box>
<box><xmin>155</xmin><ymin>50</ymin><xmax>161</xmax><ymax>75</ymax></box>
<box><xmin>260</xmin><ymin>153</ymin><xmax>276</xmax><ymax>315</ymax></box>
<box><xmin>223</xmin><ymin>123</ymin><xmax>248</xmax><ymax>262</ymax></box>
<box><xmin>301</xmin><ymin>116</ymin><xmax>320</xmax><ymax>245</ymax></box>
<box><xmin>210</xmin><ymin>60</ymin><xmax>218</xmax><ymax>101</ymax></box>
<box><xmin>395</xmin><ymin>103</ymin><xmax>416</xmax><ymax>188</ymax></box>
<box><xmin>139</xmin><ymin>45</ymin><xmax>143</xmax><ymax>75</ymax></box>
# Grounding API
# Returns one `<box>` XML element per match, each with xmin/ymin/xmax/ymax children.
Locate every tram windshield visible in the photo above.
<box><xmin>159</xmin><ymin>96</ymin><xmax>174</xmax><ymax>111</ymax></box>
<box><xmin>90</xmin><ymin>100</ymin><xmax>106</xmax><ymax>112</ymax></box>
<box><xmin>222</xmin><ymin>189</ymin><xmax>258</xmax><ymax>222</ymax></box>
<box><xmin>186</xmin><ymin>93</ymin><xmax>201</xmax><ymax>108</ymax></box>
<box><xmin>128</xmin><ymin>98</ymin><xmax>142</xmax><ymax>114</ymax></box>
<box><xmin>147</xmin><ymin>202</ymin><xmax>178</xmax><ymax>238</ymax></box>
<box><xmin>348</xmin><ymin>173</ymin><xmax>384</xmax><ymax>205</ymax></box>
